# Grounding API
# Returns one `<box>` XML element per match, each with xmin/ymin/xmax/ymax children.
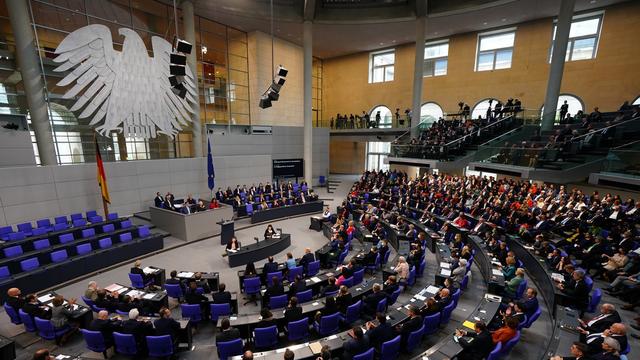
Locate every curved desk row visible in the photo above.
<box><xmin>0</xmin><ymin>234</ymin><xmax>164</xmax><ymax>303</ymax></box>
<box><xmin>251</xmin><ymin>201</ymin><xmax>324</xmax><ymax>224</ymax></box>
<box><xmin>228</xmin><ymin>234</ymin><xmax>291</xmax><ymax>268</ymax></box>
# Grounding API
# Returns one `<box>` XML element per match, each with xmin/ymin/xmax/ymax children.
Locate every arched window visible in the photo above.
<box><xmin>633</xmin><ymin>96</ymin><xmax>640</xmax><ymax>106</ymax></box>
<box><xmin>471</xmin><ymin>98</ymin><xmax>499</xmax><ymax>119</ymax></box>
<box><xmin>420</xmin><ymin>102</ymin><xmax>444</xmax><ymax>128</ymax></box>
<box><xmin>541</xmin><ymin>94</ymin><xmax>584</xmax><ymax>121</ymax></box>
<box><xmin>370</xmin><ymin>105</ymin><xmax>392</xmax><ymax>128</ymax></box>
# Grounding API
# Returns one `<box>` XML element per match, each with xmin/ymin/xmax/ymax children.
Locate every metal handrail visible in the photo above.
<box><xmin>565</xmin><ymin>115</ymin><xmax>640</xmax><ymax>143</ymax></box>
<box><xmin>441</xmin><ymin>114</ymin><xmax>516</xmax><ymax>148</ymax></box>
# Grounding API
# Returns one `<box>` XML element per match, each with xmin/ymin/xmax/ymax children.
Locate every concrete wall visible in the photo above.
<box><xmin>209</xmin><ymin>126</ymin><xmax>329</xmax><ymax>182</ymax></box>
<box><xmin>0</xmin><ymin>128</ymin><xmax>35</xmax><ymax>167</ymax></box>
<box><xmin>248</xmin><ymin>31</ymin><xmax>304</xmax><ymax>126</ymax></box>
<box><xmin>0</xmin><ymin>155</ymin><xmax>267</xmax><ymax>228</ymax></box>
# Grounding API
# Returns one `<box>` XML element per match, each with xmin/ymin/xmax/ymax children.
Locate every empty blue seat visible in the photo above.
<box><xmin>20</xmin><ymin>257</ymin><xmax>40</xmax><ymax>272</ymax></box>
<box><xmin>107</xmin><ymin>213</ymin><xmax>118</xmax><ymax>221</ymax></box>
<box><xmin>314</xmin><ymin>312</ymin><xmax>340</xmax><ymax>336</ymax></box>
<box><xmin>102</xmin><ymin>224</ymin><xmax>115</xmax><ymax>233</ymax></box>
<box><xmin>119</xmin><ymin>232</ymin><xmax>133</xmax><ymax>243</ymax></box>
<box><xmin>245</xmin><ymin>203</ymin><xmax>254</xmax><ymax>215</ymax></box>
<box><xmin>306</xmin><ymin>260</ymin><xmax>320</xmax><ymax>276</ymax></box>
<box><xmin>35</xmin><ymin>317</ymin><xmax>71</xmax><ymax>342</ymax></box>
<box><xmin>164</xmin><ymin>283</ymin><xmax>183</xmax><ymax>301</ymax></box>
<box><xmin>89</xmin><ymin>216</ymin><xmax>103</xmax><ymax>223</ymax></box>
<box><xmin>138</xmin><ymin>226</ymin><xmax>150</xmax><ymax>237</ymax></box>
<box><xmin>440</xmin><ymin>301</ymin><xmax>455</xmax><ymax>324</ymax></box>
<box><xmin>73</xmin><ymin>219</ymin><xmax>87</xmax><ymax>227</ymax></box>
<box><xmin>180</xmin><ymin>304</ymin><xmax>203</xmax><ymax>324</ymax></box>
<box><xmin>36</xmin><ymin>219</ymin><xmax>52</xmax><ymax>229</ymax></box>
<box><xmin>288</xmin><ymin>266</ymin><xmax>304</xmax><ymax>282</ymax></box>
<box><xmin>210</xmin><ymin>303</ymin><xmax>231</xmax><ymax>321</ymax></box>
<box><xmin>254</xmin><ymin>325</ymin><xmax>278</xmax><ymax>349</ymax></box>
<box><xmin>76</xmin><ymin>243</ymin><xmax>92</xmax><ymax>255</ymax></box>
<box><xmin>266</xmin><ymin>271</ymin><xmax>283</xmax><ymax>285</ymax></box>
<box><xmin>99</xmin><ymin>237</ymin><xmax>112</xmax><ymax>249</ymax></box>
<box><xmin>4</xmin><ymin>302</ymin><xmax>22</xmax><ymax>324</ymax></box>
<box><xmin>353</xmin><ymin>348</ymin><xmax>374</xmax><ymax>360</ymax></box>
<box><xmin>70</xmin><ymin>213</ymin><xmax>83</xmax><ymax>222</ymax></box>
<box><xmin>17</xmin><ymin>223</ymin><xmax>33</xmax><ymax>235</ymax></box>
<box><xmin>0</xmin><ymin>266</ymin><xmax>10</xmax><ymax>279</ymax></box>
<box><xmin>129</xmin><ymin>273</ymin><xmax>152</xmax><ymax>289</ymax></box>
<box><xmin>376</xmin><ymin>297</ymin><xmax>387</xmax><ymax>314</ymax></box>
<box><xmin>243</xmin><ymin>277</ymin><xmax>261</xmax><ymax>305</ymax></box>
<box><xmin>353</xmin><ymin>269</ymin><xmax>364</xmax><ymax>285</ymax></box>
<box><xmin>423</xmin><ymin>312</ymin><xmax>441</xmax><ymax>335</ymax></box>
<box><xmin>3</xmin><ymin>245</ymin><xmax>23</xmax><ymax>258</ymax></box>
<box><xmin>217</xmin><ymin>338</ymin><xmax>243</xmax><ymax>360</ymax></box>
<box><xmin>86</xmin><ymin>210</ymin><xmax>98</xmax><ymax>219</ymax></box>
<box><xmin>53</xmin><ymin>223</ymin><xmax>68</xmax><ymax>231</ymax></box>
<box><xmin>342</xmin><ymin>300</ymin><xmax>362</xmax><ymax>324</ymax></box>
<box><xmin>50</xmin><ymin>250</ymin><xmax>68</xmax><ymax>263</ymax></box>
<box><xmin>287</xmin><ymin>318</ymin><xmax>310</xmax><ymax>341</ymax></box>
<box><xmin>406</xmin><ymin>324</ymin><xmax>425</xmax><ymax>352</ymax></box>
<box><xmin>81</xmin><ymin>329</ymin><xmax>107</xmax><ymax>354</ymax></box>
<box><xmin>296</xmin><ymin>289</ymin><xmax>313</xmax><ymax>303</ymax></box>
<box><xmin>0</xmin><ymin>226</ymin><xmax>12</xmax><ymax>237</ymax></box>
<box><xmin>8</xmin><ymin>232</ymin><xmax>25</xmax><ymax>241</ymax></box>
<box><xmin>269</xmin><ymin>294</ymin><xmax>288</xmax><ymax>310</ymax></box>
<box><xmin>82</xmin><ymin>228</ymin><xmax>95</xmax><ymax>238</ymax></box>
<box><xmin>588</xmin><ymin>288</ymin><xmax>602</xmax><ymax>313</ymax></box>
<box><xmin>120</xmin><ymin>220</ymin><xmax>132</xmax><ymax>229</ymax></box>
<box><xmin>113</xmin><ymin>332</ymin><xmax>137</xmax><ymax>356</ymax></box>
<box><xmin>19</xmin><ymin>309</ymin><xmax>37</xmax><ymax>332</ymax></box>
<box><xmin>54</xmin><ymin>216</ymin><xmax>68</xmax><ymax>225</ymax></box>
<box><xmin>146</xmin><ymin>335</ymin><xmax>174</xmax><ymax>358</ymax></box>
<box><xmin>59</xmin><ymin>233</ymin><xmax>74</xmax><ymax>244</ymax></box>
<box><xmin>342</xmin><ymin>276</ymin><xmax>354</xmax><ymax>288</ymax></box>
<box><xmin>32</xmin><ymin>228</ymin><xmax>48</xmax><ymax>236</ymax></box>
<box><xmin>380</xmin><ymin>335</ymin><xmax>401</xmax><ymax>360</ymax></box>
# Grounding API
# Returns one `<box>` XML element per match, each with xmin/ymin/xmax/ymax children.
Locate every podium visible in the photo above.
<box><xmin>218</xmin><ymin>220</ymin><xmax>235</xmax><ymax>245</ymax></box>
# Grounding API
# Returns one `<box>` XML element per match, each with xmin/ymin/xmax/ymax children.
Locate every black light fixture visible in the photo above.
<box><xmin>170</xmin><ymin>53</ymin><xmax>186</xmax><ymax>65</ymax></box>
<box><xmin>259</xmin><ymin>95</ymin><xmax>272</xmax><ymax>109</ymax></box>
<box><xmin>267</xmin><ymin>88</ymin><xmax>279</xmax><ymax>101</ymax></box>
<box><xmin>277</xmin><ymin>65</ymin><xmax>288</xmax><ymax>77</ymax></box>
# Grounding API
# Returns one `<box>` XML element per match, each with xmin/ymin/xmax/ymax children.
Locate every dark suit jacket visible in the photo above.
<box><xmin>284</xmin><ymin>306</ymin><xmax>303</xmax><ymax>323</ymax></box>
<box><xmin>335</xmin><ymin>293</ymin><xmax>353</xmax><ymax>313</ymax></box>
<box><xmin>588</xmin><ymin>334</ymin><xmax>627</xmax><ymax>354</ymax></box>
<box><xmin>120</xmin><ymin>319</ymin><xmax>153</xmax><ymax>345</ymax></box>
<box><xmin>184</xmin><ymin>290</ymin><xmax>208</xmax><ymax>305</ymax></box>
<box><xmin>263</xmin><ymin>262</ymin><xmax>279</xmax><ymax>275</ymax></box>
<box><xmin>216</xmin><ymin>327</ymin><xmax>241</xmax><ymax>343</ymax></box>
<box><xmin>522</xmin><ymin>297</ymin><xmax>539</xmax><ymax>317</ymax></box>
<box><xmin>400</xmin><ymin>315</ymin><xmax>423</xmax><ymax>337</ymax></box>
<box><xmin>22</xmin><ymin>302</ymin><xmax>47</xmax><ymax>319</ymax></box>
<box><xmin>213</xmin><ymin>291</ymin><xmax>232</xmax><ymax>304</ymax></box>
<box><xmin>264</xmin><ymin>284</ymin><xmax>284</xmax><ymax>303</ymax></box>
<box><xmin>90</xmin><ymin>318</ymin><xmax>121</xmax><ymax>342</ymax></box>
<box><xmin>584</xmin><ymin>312</ymin><xmax>621</xmax><ymax>334</ymax></box>
<box><xmin>591</xmin><ymin>351</ymin><xmax>620</xmax><ymax>360</ymax></box>
<box><xmin>460</xmin><ymin>330</ymin><xmax>494</xmax><ymax>360</ymax></box>
<box><xmin>300</xmin><ymin>253</ymin><xmax>315</xmax><ymax>269</ymax></box>
<box><xmin>363</xmin><ymin>291</ymin><xmax>387</xmax><ymax>315</ymax></box>
<box><xmin>6</xmin><ymin>296</ymin><xmax>24</xmax><ymax>310</ymax></box>
<box><xmin>343</xmin><ymin>336</ymin><xmax>370</xmax><ymax>359</ymax></box>
<box><xmin>154</xmin><ymin>196</ymin><xmax>164</xmax><ymax>207</ymax></box>
<box><xmin>562</xmin><ymin>279</ymin><xmax>590</xmax><ymax>309</ymax></box>
<box><xmin>367</xmin><ymin>323</ymin><xmax>395</xmax><ymax>349</ymax></box>
<box><xmin>256</xmin><ymin>318</ymin><xmax>277</xmax><ymax>329</ymax></box>
<box><xmin>154</xmin><ymin>317</ymin><xmax>181</xmax><ymax>340</ymax></box>
<box><xmin>130</xmin><ymin>267</ymin><xmax>151</xmax><ymax>283</ymax></box>
<box><xmin>321</xmin><ymin>284</ymin><xmax>339</xmax><ymax>297</ymax></box>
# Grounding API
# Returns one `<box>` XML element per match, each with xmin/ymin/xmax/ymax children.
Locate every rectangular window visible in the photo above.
<box><xmin>369</xmin><ymin>50</ymin><xmax>395</xmax><ymax>83</ymax></box>
<box><xmin>424</xmin><ymin>41</ymin><xmax>449</xmax><ymax>77</ymax></box>
<box><xmin>550</xmin><ymin>13</ymin><xmax>603</xmax><ymax>62</ymax></box>
<box><xmin>476</xmin><ymin>30</ymin><xmax>516</xmax><ymax>71</ymax></box>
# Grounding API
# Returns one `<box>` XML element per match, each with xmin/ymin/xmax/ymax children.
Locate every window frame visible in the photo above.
<box><xmin>423</xmin><ymin>40</ymin><xmax>449</xmax><ymax>77</ymax></box>
<box><xmin>475</xmin><ymin>28</ymin><xmax>517</xmax><ymax>72</ymax></box>
<box><xmin>369</xmin><ymin>49</ymin><xmax>396</xmax><ymax>83</ymax></box>
<box><xmin>549</xmin><ymin>11</ymin><xmax>605</xmax><ymax>63</ymax></box>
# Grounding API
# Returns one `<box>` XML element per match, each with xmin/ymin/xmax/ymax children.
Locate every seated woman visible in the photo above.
<box><xmin>208</xmin><ymin>198</ymin><xmax>220</xmax><ymax>209</ymax></box>
<box><xmin>500</xmin><ymin>256</ymin><xmax>517</xmax><ymax>281</ymax></box>
<box><xmin>264</xmin><ymin>224</ymin><xmax>276</xmax><ymax>239</ymax></box>
<box><xmin>244</xmin><ymin>262</ymin><xmax>257</xmax><ymax>277</ymax></box>
<box><xmin>195</xmin><ymin>200</ymin><xmax>207</xmax><ymax>212</ymax></box>
<box><xmin>226</xmin><ymin>237</ymin><xmax>240</xmax><ymax>252</ymax></box>
<box><xmin>50</xmin><ymin>295</ymin><xmax>79</xmax><ymax>343</ymax></box>
<box><xmin>504</xmin><ymin>268</ymin><xmax>525</xmax><ymax>300</ymax></box>
<box><xmin>491</xmin><ymin>316</ymin><xmax>519</xmax><ymax>345</ymax></box>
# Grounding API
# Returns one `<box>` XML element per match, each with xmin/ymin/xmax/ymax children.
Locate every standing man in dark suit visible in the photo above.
<box><xmin>154</xmin><ymin>192</ymin><xmax>165</xmax><ymax>207</ymax></box>
<box><xmin>154</xmin><ymin>307</ymin><xmax>181</xmax><ymax>344</ymax></box>
<box><xmin>366</xmin><ymin>313</ymin><xmax>396</xmax><ymax>351</ymax></box>
<box><xmin>396</xmin><ymin>305</ymin><xmax>423</xmax><ymax>347</ymax></box>
<box><xmin>456</xmin><ymin>321</ymin><xmax>495</xmax><ymax>360</ymax></box>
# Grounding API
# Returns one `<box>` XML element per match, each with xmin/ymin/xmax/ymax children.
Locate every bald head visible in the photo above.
<box><xmin>610</xmin><ymin>323</ymin><xmax>626</xmax><ymax>335</ymax></box>
<box><xmin>440</xmin><ymin>288</ymin><xmax>450</xmax><ymax>298</ymax></box>
<box><xmin>242</xmin><ymin>350</ymin><xmax>254</xmax><ymax>360</ymax></box>
<box><xmin>7</xmin><ymin>288</ymin><xmax>20</xmax><ymax>297</ymax></box>
<box><xmin>98</xmin><ymin>310</ymin><xmax>109</xmax><ymax>320</ymax></box>
<box><xmin>601</xmin><ymin>303</ymin><xmax>615</xmax><ymax>314</ymax></box>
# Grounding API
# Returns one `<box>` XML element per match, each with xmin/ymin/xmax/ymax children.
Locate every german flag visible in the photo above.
<box><xmin>95</xmin><ymin>137</ymin><xmax>111</xmax><ymax>204</ymax></box>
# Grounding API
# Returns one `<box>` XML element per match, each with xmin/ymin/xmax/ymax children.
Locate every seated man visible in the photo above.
<box><xmin>299</xmin><ymin>248</ymin><xmax>316</xmax><ymax>272</ymax></box>
<box><xmin>586</xmin><ymin>323</ymin><xmax>628</xmax><ymax>355</ymax></box>
<box><xmin>89</xmin><ymin>310</ymin><xmax>121</xmax><ymax>346</ymax></box>
<box><xmin>120</xmin><ymin>308</ymin><xmax>153</xmax><ymax>354</ymax></box>
<box><xmin>366</xmin><ymin>313</ymin><xmax>396</xmax><ymax>351</ymax></box>
<box><xmin>263</xmin><ymin>276</ymin><xmax>284</xmax><ymax>305</ymax></box>
<box><xmin>262</xmin><ymin>256</ymin><xmax>279</xmax><ymax>277</ymax></box>
<box><xmin>456</xmin><ymin>321</ymin><xmax>494</xmax><ymax>360</ymax></box>
<box><xmin>154</xmin><ymin>308</ymin><xmax>181</xmax><ymax>344</ymax></box>
<box><xmin>216</xmin><ymin>318</ymin><xmax>241</xmax><ymax>343</ymax></box>
<box><xmin>395</xmin><ymin>305</ymin><xmax>423</xmax><ymax>346</ymax></box>
<box><xmin>130</xmin><ymin>260</ymin><xmax>153</xmax><ymax>286</ymax></box>
<box><xmin>549</xmin><ymin>342</ymin><xmax>591</xmax><ymax>360</ymax></box>
<box><xmin>342</xmin><ymin>327</ymin><xmax>369</xmax><ymax>359</ymax></box>
<box><xmin>22</xmin><ymin>294</ymin><xmax>48</xmax><ymax>320</ymax></box>
<box><xmin>6</xmin><ymin>288</ymin><xmax>25</xmax><ymax>310</ymax></box>
<box><xmin>362</xmin><ymin>283</ymin><xmax>387</xmax><ymax>317</ymax></box>
<box><xmin>320</xmin><ymin>277</ymin><xmax>339</xmax><ymax>297</ymax></box>
<box><xmin>213</xmin><ymin>283</ymin><xmax>232</xmax><ymax>304</ymax></box>
<box><xmin>577</xmin><ymin>303</ymin><xmax>621</xmax><ymax>342</ymax></box>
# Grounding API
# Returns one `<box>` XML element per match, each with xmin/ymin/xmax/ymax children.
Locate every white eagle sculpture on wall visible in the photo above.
<box><xmin>53</xmin><ymin>24</ymin><xmax>196</xmax><ymax>139</ymax></box>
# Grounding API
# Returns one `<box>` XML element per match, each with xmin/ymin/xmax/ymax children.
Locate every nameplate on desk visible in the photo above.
<box><xmin>440</xmin><ymin>269</ymin><xmax>451</xmax><ymax>276</ymax></box>
<box><xmin>485</xmin><ymin>294</ymin><xmax>502</xmax><ymax>302</ymax></box>
<box><xmin>327</xmin><ymin>334</ymin><xmax>338</xmax><ymax>340</ymax></box>
<box><xmin>440</xmin><ymin>262</ymin><xmax>451</xmax><ymax>269</ymax></box>
<box><xmin>143</xmin><ymin>293</ymin><xmax>156</xmax><ymax>300</ymax></box>
<box><xmin>311</xmin><ymin>277</ymin><xmax>322</xmax><ymax>283</ymax></box>
<box><xmin>38</xmin><ymin>294</ymin><xmax>55</xmax><ymax>303</ymax></box>
<box><xmin>177</xmin><ymin>272</ymin><xmax>194</xmax><ymax>278</ymax></box>
<box><xmin>426</xmin><ymin>285</ymin><xmax>441</xmax><ymax>294</ymax></box>
<box><xmin>491</xmin><ymin>269</ymin><xmax>502</xmax><ymax>276</ymax></box>
<box><xmin>105</xmin><ymin>284</ymin><xmax>125</xmax><ymax>293</ymax></box>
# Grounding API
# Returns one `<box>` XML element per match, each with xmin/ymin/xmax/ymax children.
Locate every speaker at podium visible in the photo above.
<box><xmin>218</xmin><ymin>220</ymin><xmax>234</xmax><ymax>245</ymax></box>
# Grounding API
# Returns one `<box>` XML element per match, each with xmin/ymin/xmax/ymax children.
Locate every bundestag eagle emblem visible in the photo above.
<box><xmin>53</xmin><ymin>24</ymin><xmax>196</xmax><ymax>139</ymax></box>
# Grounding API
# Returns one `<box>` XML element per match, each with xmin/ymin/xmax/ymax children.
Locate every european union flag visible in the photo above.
<box><xmin>207</xmin><ymin>138</ymin><xmax>215</xmax><ymax>190</ymax></box>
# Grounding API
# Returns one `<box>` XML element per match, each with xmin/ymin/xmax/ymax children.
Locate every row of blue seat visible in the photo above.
<box><xmin>0</xmin><ymin>226</ymin><xmax>149</xmax><ymax>280</ymax></box>
<box><xmin>0</xmin><ymin>212</ymin><xmax>120</xmax><ymax>242</ymax></box>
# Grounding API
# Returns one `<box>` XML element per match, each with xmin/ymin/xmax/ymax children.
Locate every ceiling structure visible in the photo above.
<box><xmin>180</xmin><ymin>0</ymin><xmax>630</xmax><ymax>58</ymax></box>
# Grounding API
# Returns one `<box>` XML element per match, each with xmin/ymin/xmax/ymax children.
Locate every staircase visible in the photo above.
<box><xmin>327</xmin><ymin>178</ymin><xmax>341</xmax><ymax>194</ymax></box>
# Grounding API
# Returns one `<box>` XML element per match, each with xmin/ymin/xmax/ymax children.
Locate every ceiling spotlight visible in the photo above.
<box><xmin>259</xmin><ymin>95</ymin><xmax>272</xmax><ymax>109</ymax></box>
<box><xmin>277</xmin><ymin>65</ymin><xmax>288</xmax><ymax>77</ymax></box>
<box><xmin>267</xmin><ymin>88</ymin><xmax>279</xmax><ymax>101</ymax></box>
<box><xmin>274</xmin><ymin>76</ymin><xmax>286</xmax><ymax>86</ymax></box>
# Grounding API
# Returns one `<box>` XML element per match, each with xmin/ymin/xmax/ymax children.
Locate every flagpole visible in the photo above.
<box><xmin>95</xmin><ymin>133</ymin><xmax>110</xmax><ymax>217</ymax></box>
